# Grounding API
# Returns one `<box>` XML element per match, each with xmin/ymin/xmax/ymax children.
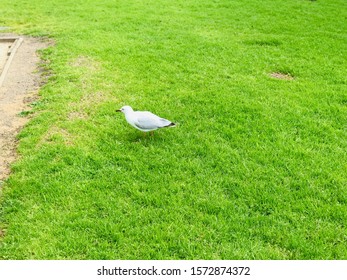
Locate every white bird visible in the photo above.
<box><xmin>116</xmin><ymin>105</ymin><xmax>176</xmax><ymax>135</ymax></box>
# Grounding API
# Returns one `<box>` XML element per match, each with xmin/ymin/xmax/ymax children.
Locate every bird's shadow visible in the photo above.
<box><xmin>125</xmin><ymin>131</ymin><xmax>168</xmax><ymax>144</ymax></box>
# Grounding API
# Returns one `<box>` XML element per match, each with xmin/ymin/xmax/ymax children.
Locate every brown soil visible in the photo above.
<box><xmin>0</xmin><ymin>34</ymin><xmax>50</xmax><ymax>182</ymax></box>
<box><xmin>270</xmin><ymin>72</ymin><xmax>294</xmax><ymax>80</ymax></box>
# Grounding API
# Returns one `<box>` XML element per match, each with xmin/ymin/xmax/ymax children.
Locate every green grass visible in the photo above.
<box><xmin>0</xmin><ymin>0</ymin><xmax>346</xmax><ymax>259</ymax></box>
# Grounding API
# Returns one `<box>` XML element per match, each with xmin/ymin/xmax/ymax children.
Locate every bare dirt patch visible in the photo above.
<box><xmin>270</xmin><ymin>72</ymin><xmax>294</xmax><ymax>80</ymax></box>
<box><xmin>0</xmin><ymin>34</ymin><xmax>50</xmax><ymax>181</ymax></box>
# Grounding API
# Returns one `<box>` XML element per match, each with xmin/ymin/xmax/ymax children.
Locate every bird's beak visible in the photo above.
<box><xmin>116</xmin><ymin>109</ymin><xmax>121</xmax><ymax>112</ymax></box>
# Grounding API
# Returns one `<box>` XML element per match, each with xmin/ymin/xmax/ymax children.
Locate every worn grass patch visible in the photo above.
<box><xmin>269</xmin><ymin>72</ymin><xmax>294</xmax><ymax>80</ymax></box>
<box><xmin>0</xmin><ymin>0</ymin><xmax>346</xmax><ymax>260</ymax></box>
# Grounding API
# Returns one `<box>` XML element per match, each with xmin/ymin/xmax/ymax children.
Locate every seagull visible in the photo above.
<box><xmin>116</xmin><ymin>105</ymin><xmax>176</xmax><ymax>135</ymax></box>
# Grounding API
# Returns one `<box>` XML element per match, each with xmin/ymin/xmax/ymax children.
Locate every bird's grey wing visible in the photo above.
<box><xmin>133</xmin><ymin>111</ymin><xmax>161</xmax><ymax>129</ymax></box>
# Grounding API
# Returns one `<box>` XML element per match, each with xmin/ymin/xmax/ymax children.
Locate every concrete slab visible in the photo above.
<box><xmin>0</xmin><ymin>41</ymin><xmax>11</xmax><ymax>72</ymax></box>
<box><xmin>0</xmin><ymin>37</ymin><xmax>23</xmax><ymax>87</ymax></box>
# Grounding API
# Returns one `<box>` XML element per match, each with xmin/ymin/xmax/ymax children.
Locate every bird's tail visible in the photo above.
<box><xmin>165</xmin><ymin>122</ymin><xmax>176</xmax><ymax>128</ymax></box>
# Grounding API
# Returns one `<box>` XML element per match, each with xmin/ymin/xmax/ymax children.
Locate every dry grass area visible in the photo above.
<box><xmin>269</xmin><ymin>72</ymin><xmax>294</xmax><ymax>80</ymax></box>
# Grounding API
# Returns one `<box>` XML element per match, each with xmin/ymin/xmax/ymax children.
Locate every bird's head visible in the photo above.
<box><xmin>116</xmin><ymin>105</ymin><xmax>133</xmax><ymax>114</ymax></box>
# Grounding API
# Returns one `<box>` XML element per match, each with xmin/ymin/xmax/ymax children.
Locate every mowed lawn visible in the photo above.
<box><xmin>0</xmin><ymin>0</ymin><xmax>346</xmax><ymax>259</ymax></box>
